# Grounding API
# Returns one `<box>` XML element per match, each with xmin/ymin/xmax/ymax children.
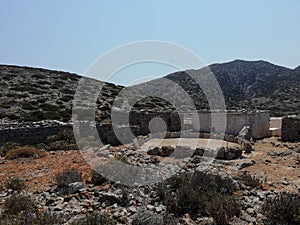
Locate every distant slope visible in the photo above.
<box><xmin>134</xmin><ymin>60</ymin><xmax>299</xmax><ymax>116</ymax></box>
<box><xmin>0</xmin><ymin>60</ymin><xmax>299</xmax><ymax>123</ymax></box>
<box><xmin>0</xmin><ymin>65</ymin><xmax>123</xmax><ymax>122</ymax></box>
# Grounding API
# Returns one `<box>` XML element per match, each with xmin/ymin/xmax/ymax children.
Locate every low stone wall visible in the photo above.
<box><xmin>0</xmin><ymin>123</ymin><xmax>73</xmax><ymax>146</ymax></box>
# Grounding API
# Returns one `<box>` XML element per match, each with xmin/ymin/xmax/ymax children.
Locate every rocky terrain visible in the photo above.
<box><xmin>136</xmin><ymin>60</ymin><xmax>300</xmax><ymax>116</ymax></box>
<box><xmin>0</xmin><ymin>136</ymin><xmax>299</xmax><ymax>224</ymax></box>
<box><xmin>0</xmin><ymin>61</ymin><xmax>300</xmax><ymax>224</ymax></box>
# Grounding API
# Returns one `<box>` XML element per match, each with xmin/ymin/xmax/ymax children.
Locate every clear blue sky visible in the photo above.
<box><xmin>0</xmin><ymin>0</ymin><xmax>299</xmax><ymax>85</ymax></box>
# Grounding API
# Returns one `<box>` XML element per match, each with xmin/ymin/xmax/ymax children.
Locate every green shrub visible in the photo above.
<box><xmin>29</xmin><ymin>88</ymin><xmax>47</xmax><ymax>95</ymax></box>
<box><xmin>0</xmin><ymin>142</ymin><xmax>19</xmax><ymax>157</ymax></box>
<box><xmin>5</xmin><ymin>146</ymin><xmax>47</xmax><ymax>160</ymax></box>
<box><xmin>7</xmin><ymin>114</ymin><xmax>20</xmax><ymax>120</ymax></box>
<box><xmin>55</xmin><ymin>169</ymin><xmax>83</xmax><ymax>189</ymax></box>
<box><xmin>21</xmin><ymin>102</ymin><xmax>38</xmax><ymax>110</ymax></box>
<box><xmin>0</xmin><ymin>112</ymin><xmax>8</xmax><ymax>119</ymax></box>
<box><xmin>156</xmin><ymin>171</ymin><xmax>241</xmax><ymax>223</ymax></box>
<box><xmin>262</xmin><ymin>192</ymin><xmax>300</xmax><ymax>225</ymax></box>
<box><xmin>90</xmin><ymin>169</ymin><xmax>108</xmax><ymax>185</ymax></box>
<box><xmin>60</xmin><ymin>95</ymin><xmax>74</xmax><ymax>102</ymax></box>
<box><xmin>46</xmin><ymin>130</ymin><xmax>77</xmax><ymax>150</ymax></box>
<box><xmin>44</xmin><ymin>111</ymin><xmax>61</xmax><ymax>120</ymax></box>
<box><xmin>39</xmin><ymin>103</ymin><xmax>59</xmax><ymax>111</ymax></box>
<box><xmin>21</xmin><ymin>111</ymin><xmax>46</xmax><ymax>121</ymax></box>
<box><xmin>206</xmin><ymin>194</ymin><xmax>241</xmax><ymax>225</ymax></box>
<box><xmin>61</xmin><ymin>88</ymin><xmax>75</xmax><ymax>95</ymax></box>
<box><xmin>70</xmin><ymin>212</ymin><xmax>117</xmax><ymax>225</ymax></box>
<box><xmin>4</xmin><ymin>177</ymin><xmax>26</xmax><ymax>192</ymax></box>
<box><xmin>0</xmin><ymin>101</ymin><xmax>13</xmax><ymax>109</ymax></box>
<box><xmin>238</xmin><ymin>172</ymin><xmax>261</xmax><ymax>188</ymax></box>
<box><xmin>3</xmin><ymin>194</ymin><xmax>36</xmax><ymax>215</ymax></box>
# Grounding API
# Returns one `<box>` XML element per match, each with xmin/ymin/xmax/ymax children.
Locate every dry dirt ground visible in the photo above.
<box><xmin>0</xmin><ymin>137</ymin><xmax>299</xmax><ymax>193</ymax></box>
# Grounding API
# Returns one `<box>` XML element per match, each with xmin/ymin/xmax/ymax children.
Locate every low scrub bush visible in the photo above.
<box><xmin>47</xmin><ymin>130</ymin><xmax>78</xmax><ymax>150</ymax></box>
<box><xmin>238</xmin><ymin>172</ymin><xmax>261</xmax><ymax>188</ymax></box>
<box><xmin>4</xmin><ymin>177</ymin><xmax>26</xmax><ymax>192</ymax></box>
<box><xmin>5</xmin><ymin>146</ymin><xmax>47</xmax><ymax>160</ymax></box>
<box><xmin>3</xmin><ymin>194</ymin><xmax>36</xmax><ymax>215</ymax></box>
<box><xmin>55</xmin><ymin>169</ymin><xmax>83</xmax><ymax>189</ymax></box>
<box><xmin>206</xmin><ymin>194</ymin><xmax>241</xmax><ymax>225</ymax></box>
<box><xmin>70</xmin><ymin>212</ymin><xmax>117</xmax><ymax>225</ymax></box>
<box><xmin>0</xmin><ymin>142</ymin><xmax>19</xmax><ymax>157</ymax></box>
<box><xmin>90</xmin><ymin>169</ymin><xmax>109</xmax><ymax>185</ymax></box>
<box><xmin>0</xmin><ymin>211</ymin><xmax>64</xmax><ymax>225</ymax></box>
<box><xmin>262</xmin><ymin>192</ymin><xmax>300</xmax><ymax>225</ymax></box>
<box><xmin>156</xmin><ymin>171</ymin><xmax>241</xmax><ymax>224</ymax></box>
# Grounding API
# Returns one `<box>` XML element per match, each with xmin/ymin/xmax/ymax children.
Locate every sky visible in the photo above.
<box><xmin>0</xmin><ymin>0</ymin><xmax>299</xmax><ymax>85</ymax></box>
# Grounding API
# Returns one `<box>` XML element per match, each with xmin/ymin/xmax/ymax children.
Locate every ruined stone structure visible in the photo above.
<box><xmin>0</xmin><ymin>110</ymin><xmax>272</xmax><ymax>147</ymax></box>
<box><xmin>281</xmin><ymin>115</ymin><xmax>300</xmax><ymax>142</ymax></box>
<box><xmin>192</xmin><ymin>111</ymin><xmax>270</xmax><ymax>139</ymax></box>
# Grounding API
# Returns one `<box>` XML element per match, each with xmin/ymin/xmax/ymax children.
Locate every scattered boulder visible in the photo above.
<box><xmin>236</xmin><ymin>159</ymin><xmax>256</xmax><ymax>169</ymax></box>
<box><xmin>160</xmin><ymin>146</ymin><xmax>175</xmax><ymax>157</ymax></box>
<box><xmin>216</xmin><ymin>147</ymin><xmax>242</xmax><ymax>160</ymax></box>
<box><xmin>192</xmin><ymin>148</ymin><xmax>205</xmax><ymax>157</ymax></box>
<box><xmin>147</xmin><ymin>147</ymin><xmax>160</xmax><ymax>156</ymax></box>
<box><xmin>98</xmin><ymin>192</ymin><xmax>121</xmax><ymax>206</ymax></box>
<box><xmin>67</xmin><ymin>182</ymin><xmax>84</xmax><ymax>195</ymax></box>
<box><xmin>147</xmin><ymin>146</ymin><xmax>175</xmax><ymax>157</ymax></box>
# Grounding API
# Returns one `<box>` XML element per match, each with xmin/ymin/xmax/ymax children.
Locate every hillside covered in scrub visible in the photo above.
<box><xmin>0</xmin><ymin>60</ymin><xmax>299</xmax><ymax>123</ymax></box>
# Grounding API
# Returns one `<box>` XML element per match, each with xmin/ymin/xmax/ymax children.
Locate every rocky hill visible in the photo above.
<box><xmin>136</xmin><ymin>60</ymin><xmax>300</xmax><ymax>116</ymax></box>
<box><xmin>0</xmin><ymin>65</ymin><xmax>125</xmax><ymax>123</ymax></box>
<box><xmin>0</xmin><ymin>60</ymin><xmax>299</xmax><ymax>123</ymax></box>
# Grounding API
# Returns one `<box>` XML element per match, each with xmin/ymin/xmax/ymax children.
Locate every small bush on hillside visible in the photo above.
<box><xmin>90</xmin><ymin>169</ymin><xmax>109</xmax><ymax>186</ymax></box>
<box><xmin>0</xmin><ymin>142</ymin><xmax>20</xmax><ymax>157</ymax></box>
<box><xmin>238</xmin><ymin>172</ymin><xmax>261</xmax><ymax>188</ymax></box>
<box><xmin>70</xmin><ymin>212</ymin><xmax>117</xmax><ymax>225</ymax></box>
<box><xmin>156</xmin><ymin>171</ymin><xmax>241</xmax><ymax>224</ymax></box>
<box><xmin>55</xmin><ymin>169</ymin><xmax>83</xmax><ymax>189</ymax></box>
<box><xmin>47</xmin><ymin>130</ymin><xmax>78</xmax><ymax>150</ymax></box>
<box><xmin>4</xmin><ymin>177</ymin><xmax>26</xmax><ymax>192</ymax></box>
<box><xmin>3</xmin><ymin>194</ymin><xmax>36</xmax><ymax>215</ymax></box>
<box><xmin>206</xmin><ymin>194</ymin><xmax>241</xmax><ymax>225</ymax></box>
<box><xmin>60</xmin><ymin>95</ymin><xmax>74</xmax><ymax>102</ymax></box>
<box><xmin>262</xmin><ymin>192</ymin><xmax>300</xmax><ymax>225</ymax></box>
<box><xmin>0</xmin><ymin>212</ymin><xmax>64</xmax><ymax>225</ymax></box>
<box><xmin>5</xmin><ymin>146</ymin><xmax>47</xmax><ymax>160</ymax></box>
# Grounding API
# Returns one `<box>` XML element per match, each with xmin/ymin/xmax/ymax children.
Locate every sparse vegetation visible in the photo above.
<box><xmin>156</xmin><ymin>171</ymin><xmax>241</xmax><ymax>224</ymax></box>
<box><xmin>46</xmin><ymin>130</ymin><xmax>78</xmax><ymax>150</ymax></box>
<box><xmin>55</xmin><ymin>169</ymin><xmax>83</xmax><ymax>189</ymax></box>
<box><xmin>3</xmin><ymin>194</ymin><xmax>36</xmax><ymax>215</ymax></box>
<box><xmin>0</xmin><ymin>212</ymin><xmax>65</xmax><ymax>225</ymax></box>
<box><xmin>70</xmin><ymin>212</ymin><xmax>117</xmax><ymax>225</ymax></box>
<box><xmin>0</xmin><ymin>142</ymin><xmax>20</xmax><ymax>157</ymax></box>
<box><xmin>238</xmin><ymin>172</ymin><xmax>261</xmax><ymax>188</ymax></box>
<box><xmin>90</xmin><ymin>169</ymin><xmax>109</xmax><ymax>185</ymax></box>
<box><xmin>262</xmin><ymin>192</ymin><xmax>300</xmax><ymax>225</ymax></box>
<box><xmin>4</xmin><ymin>177</ymin><xmax>26</xmax><ymax>192</ymax></box>
<box><xmin>5</xmin><ymin>146</ymin><xmax>47</xmax><ymax>160</ymax></box>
